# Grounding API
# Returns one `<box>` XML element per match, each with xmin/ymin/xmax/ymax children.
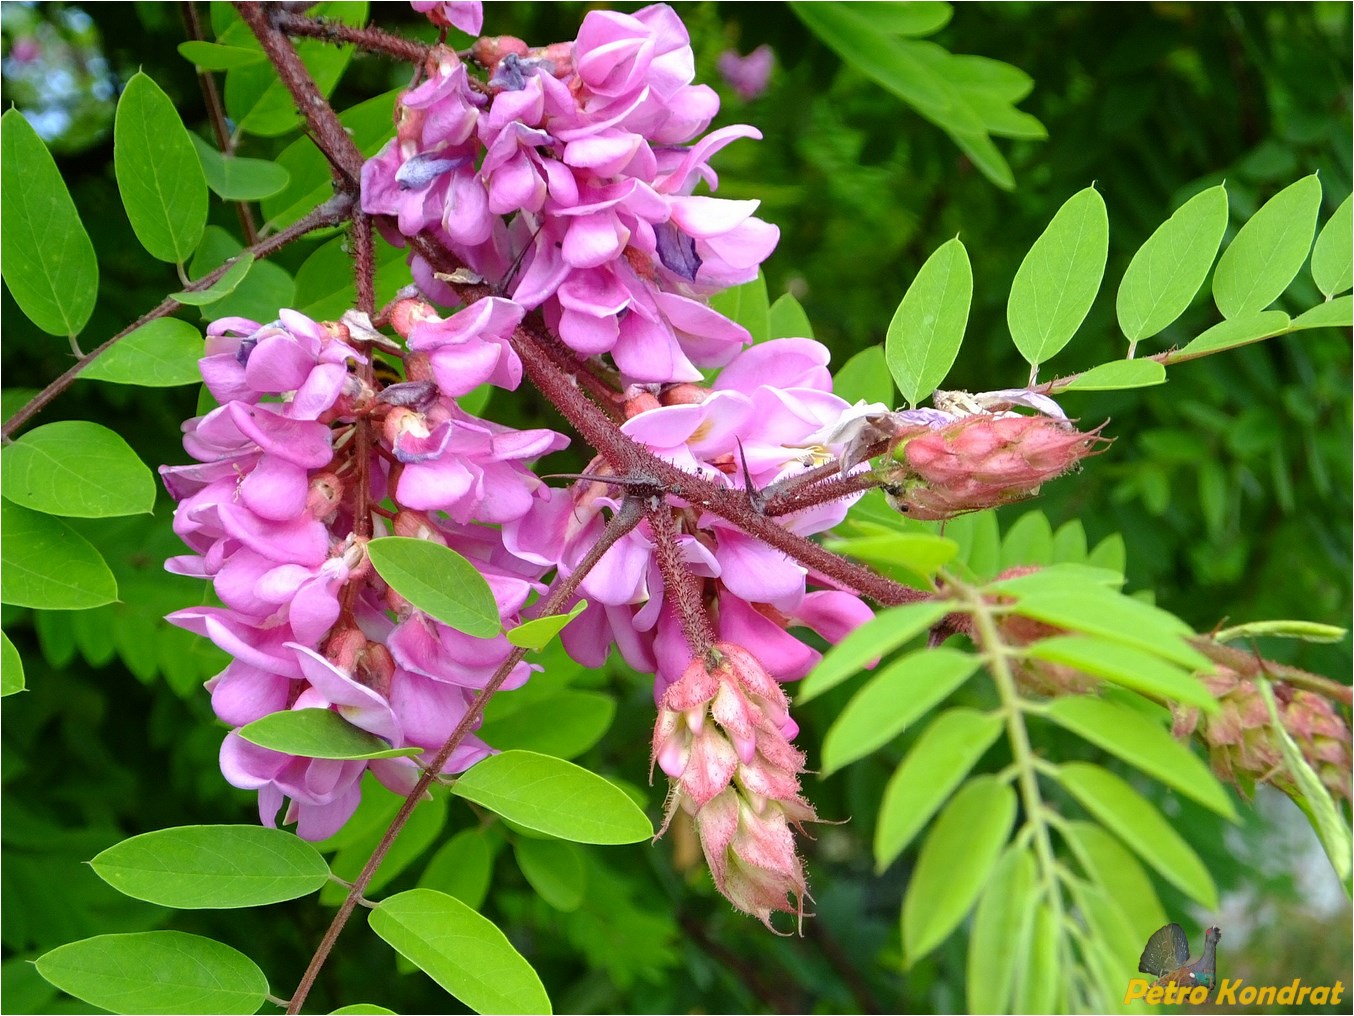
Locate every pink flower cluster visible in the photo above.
<box><xmin>364</xmin><ymin>2</ymin><xmax>779</xmax><ymax>382</ymax></box>
<box><xmin>161</xmin><ymin>303</ymin><xmax>567</xmax><ymax>839</ymax></box>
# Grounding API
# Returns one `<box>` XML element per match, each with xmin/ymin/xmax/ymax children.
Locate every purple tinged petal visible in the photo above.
<box><xmin>209</xmin><ymin>660</ymin><xmax>293</xmax><ymax>726</ymax></box>
<box><xmin>562</xmin><ymin>212</ymin><xmax>631</xmax><ymax>269</ymax></box>
<box><xmin>218</xmin><ymin>503</ymin><xmax>330</xmax><ymax>566</ymax></box>
<box><xmin>245</xmin><ymin>333</ymin><xmax>316</xmax><ymax>393</ymax></box>
<box><xmin>290</xmin><ymin>644</ymin><xmax>401</xmax><ymax>744</ymax></box>
<box><xmin>291</xmin><ymin>363</ymin><xmax>350</xmax><ymax>420</ymax></box>
<box><xmin>226</xmin><ymin>402</ymin><xmax>333</xmax><ymax>469</ymax></box>
<box><xmin>717</xmin><ymin>591</ymin><xmax>817</xmax><ymax>682</ymax></box>
<box><xmin>580</xmin><ymin>529</ymin><xmax>653</xmax><ymax>605</ymax></box>
<box><xmin>655</xmin><ymin>221</ymin><xmax>701</xmax><ymax>281</ymax></box>
<box><xmin>714</xmin><ymin>338</ymin><xmax>832</xmax><ymax>393</ymax></box>
<box><xmin>714</xmin><ymin>527</ymin><xmax>806</xmax><ymax>604</ymax></box>
<box><xmin>239</xmin><ymin>455</ymin><xmax>310</xmax><ymax>521</ymax></box>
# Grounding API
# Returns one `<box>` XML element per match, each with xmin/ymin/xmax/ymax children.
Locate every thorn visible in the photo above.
<box><xmin>735</xmin><ymin>438</ymin><xmax>767</xmax><ymax>513</ymax></box>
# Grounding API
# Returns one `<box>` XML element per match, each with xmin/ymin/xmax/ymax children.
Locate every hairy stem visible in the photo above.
<box><xmin>645</xmin><ymin>494</ymin><xmax>717</xmax><ymax>655</ymax></box>
<box><xmin>275</xmin><ymin>8</ymin><xmax>434</xmax><ymax>63</ymax></box>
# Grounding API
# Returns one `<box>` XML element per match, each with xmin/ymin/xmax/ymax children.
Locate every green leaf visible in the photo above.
<box><xmin>822</xmin><ymin>647</ymin><xmax>981</xmax><ymax>775</ymax></box>
<box><xmin>1213</xmin><ymin>619</ymin><xmax>1348</xmax><ymax>644</ymax></box>
<box><xmin>514</xmin><ymin>837</ymin><xmax>586</xmax><ymax>912</ymax></box>
<box><xmin>1173</xmin><ymin>309</ymin><xmax>1291</xmax><ymax>360</ymax></box>
<box><xmin>1060</xmin><ymin>358</ymin><xmax>1167</xmax><ymax>393</ymax></box>
<box><xmin>886</xmin><ymin>237</ymin><xmax>972</xmax><ymax>406</ymax></box>
<box><xmin>1056</xmin><ymin>761</ymin><xmax>1218</xmax><ymax>909</ymax></box>
<box><xmin>1213</xmin><ymin>173</ymin><xmax>1322</xmax><ymax>318</ymax></box>
<box><xmin>176</xmin><ymin>40</ymin><xmax>266</xmax><ymax>70</ymax></box>
<box><xmin>239</xmin><ymin>708</ymin><xmax>422</xmax><ymax>760</ymax></box>
<box><xmin>0</xmin><ymin>110</ymin><xmax>98</xmax><ymax>337</ymax></box>
<box><xmin>114</xmin><ymin>72</ymin><xmax>208</xmax><ymax>264</ymax></box>
<box><xmin>868</xmin><ymin>1</ymin><xmax>953</xmax><ymax>36</ymax></box>
<box><xmin>507</xmin><ymin>600</ymin><xmax>588</xmax><ymax>650</ymax></box>
<box><xmin>708</xmin><ymin>272</ymin><xmax>769</xmax><ymax>344</ymax></box>
<box><xmin>81</xmin><ymin>318</ymin><xmax>204</xmax><ymax>387</ymax></box>
<box><xmin>293</xmin><ymin>233</ymin><xmax>409</xmax><ymax>323</ymax></box>
<box><xmin>91</xmin><ymin>825</ymin><xmax>330</xmax><ymax>908</ymax></box>
<box><xmin>1015</xmin><ymin>901</ymin><xmax>1060</xmax><ymax>1013</ymax></box>
<box><xmin>1291</xmin><ymin>294</ymin><xmax>1353</xmax><ymax>331</ymax></box>
<box><xmin>874</xmin><ymin>708</ymin><xmax>1004</xmax><ymax>869</ymax></box>
<box><xmin>902</xmin><ymin>776</ymin><xmax>1017</xmax><ymax>963</ymax></box>
<box><xmin>366</xmin><ymin>537</ymin><xmax>501</xmax><ymax>638</ymax></box>
<box><xmin>831</xmin><ymin>345</ymin><xmax>894</xmax><ymax>407</ymax></box>
<box><xmin>370</xmin><ymin>889</ymin><xmax>552</xmax><ymax>1015</ymax></box>
<box><xmin>799</xmin><ymin>600</ymin><xmax>952</xmax><ymax>703</ymax></box>
<box><xmin>825</xmin><ymin>531</ymin><xmax>959</xmax><ymax>579</ymax></box>
<box><xmin>324</xmin><ymin>792</ymin><xmax>447</xmax><ymax>903</ymax></box>
<box><xmin>450</xmin><ymin>750</ymin><xmax>651</xmax><ymax>844</ymax></box>
<box><xmin>767</xmin><ymin>292</ymin><xmax>815</xmax><ymax>340</ymax></box>
<box><xmin>35</xmin><ymin>931</ymin><xmax>269</xmax><ymax>1015</ymax></box>
<box><xmin>172</xmin><ymin>253</ymin><xmax>255</xmax><ymax>306</ymax></box>
<box><xmin>190</xmin><ymin>134</ymin><xmax>290</xmax><ymax>201</ymax></box>
<box><xmin>330</xmin><ymin>1007</ymin><xmax>398</xmax><ymax>1015</ymax></box>
<box><xmin>1311</xmin><ymin>194</ymin><xmax>1353</xmax><ymax>297</ymax></box>
<box><xmin>1008</xmin><ymin>186</ymin><xmax>1109</xmax><ymax>366</ymax></box>
<box><xmin>1</xmin><ymin>631</ymin><xmax>25</xmax><ymax>696</ymax></box>
<box><xmin>1061</xmin><ymin>820</ymin><xmax>1168</xmax><ymax>940</ymax></box>
<box><xmin>1024</xmin><ymin>635</ymin><xmax>1214</xmax><ymax>710</ymax></box>
<box><xmin>1</xmin><ymin>421</ymin><xmax>155</xmax><ymax>518</ymax></box>
<box><xmin>477</xmin><ymin>691</ymin><xmax>616</xmax><ymax>761</ymax></box>
<box><xmin>967</xmin><ymin>847</ymin><xmax>1036</xmax><ymax>1014</ymax></box>
<box><xmin>1117</xmin><ymin>184</ymin><xmax>1229</xmax><ymax>343</ymax></box>
<box><xmin>1044</xmin><ymin>697</ymin><xmax>1235</xmax><ymax>817</ymax></box>
<box><xmin>418</xmin><ymin>828</ymin><xmax>497</xmax><ymax>909</ymax></box>
<box><xmin>0</xmin><ymin>501</ymin><xmax>117</xmax><ymax>608</ymax></box>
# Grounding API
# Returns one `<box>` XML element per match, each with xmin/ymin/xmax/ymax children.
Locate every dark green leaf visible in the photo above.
<box><xmin>114</xmin><ymin>72</ymin><xmax>208</xmax><ymax>264</ymax></box>
<box><xmin>902</xmin><ymin>776</ymin><xmax>1017</xmax><ymax>963</ymax></box>
<box><xmin>366</xmin><ymin>537</ymin><xmax>501</xmax><ymax>638</ymax></box>
<box><xmin>1</xmin><ymin>421</ymin><xmax>155</xmax><ymax>518</ymax></box>
<box><xmin>874</xmin><ymin>708</ymin><xmax>1004</xmax><ymax>869</ymax></box>
<box><xmin>293</xmin><ymin>233</ymin><xmax>409</xmax><ymax>323</ymax></box>
<box><xmin>831</xmin><ymin>345</ymin><xmax>893</xmax><ymax>407</ymax></box>
<box><xmin>1173</xmin><ymin>309</ymin><xmax>1291</xmax><ymax>360</ymax></box>
<box><xmin>91</xmin><ymin>825</ymin><xmax>330</xmax><ymax>908</ymax></box>
<box><xmin>1008</xmin><ymin>186</ymin><xmax>1109</xmax><ymax>366</ymax></box>
<box><xmin>1059</xmin><ymin>358</ymin><xmax>1166</xmax><ymax>392</ymax></box>
<box><xmin>767</xmin><ymin>292</ymin><xmax>815</xmax><ymax>340</ymax></box>
<box><xmin>1213</xmin><ymin>173</ymin><xmax>1322</xmax><ymax>318</ymax></box>
<box><xmin>507</xmin><ymin>600</ymin><xmax>588</xmax><ymax>650</ymax></box>
<box><xmin>82</xmin><ymin>318</ymin><xmax>204</xmax><ymax>387</ymax></box>
<box><xmin>323</xmin><ymin>792</ymin><xmax>447</xmax><ymax>903</ymax></box>
<box><xmin>238</xmin><ymin>708</ymin><xmax>422</xmax><ymax>760</ymax></box>
<box><xmin>799</xmin><ymin>600</ymin><xmax>951</xmax><ymax>703</ymax></box>
<box><xmin>451</xmin><ymin>750</ymin><xmax>651</xmax><ymax>844</ymax></box>
<box><xmin>176</xmin><ymin>40</ymin><xmax>266</xmax><ymax>70</ymax></box>
<box><xmin>478</xmin><ymin>690</ymin><xmax>615</xmax><ymax>761</ymax></box>
<box><xmin>190</xmin><ymin>134</ymin><xmax>290</xmax><ymax>201</ymax></box>
<box><xmin>35</xmin><ymin>931</ymin><xmax>269</xmax><ymax>1015</ymax></box>
<box><xmin>1311</xmin><ymin>194</ymin><xmax>1352</xmax><ymax>298</ymax></box>
<box><xmin>514</xmin><ymin>837</ymin><xmax>586</xmax><ymax>912</ymax></box>
<box><xmin>822</xmin><ymin>647</ymin><xmax>981</xmax><ymax>775</ymax></box>
<box><xmin>886</xmin><ymin>237</ymin><xmax>972</xmax><ymax>406</ymax></box>
<box><xmin>708</xmin><ymin>272</ymin><xmax>769</xmax><ymax>344</ymax></box>
<box><xmin>967</xmin><ymin>847</ymin><xmax>1036</xmax><ymax>1014</ymax></box>
<box><xmin>1117</xmin><ymin>184</ymin><xmax>1229</xmax><ymax>343</ymax></box>
<box><xmin>0</xmin><ymin>501</ymin><xmax>117</xmax><ymax>608</ymax></box>
<box><xmin>1</xmin><ymin>631</ymin><xmax>25</xmax><ymax>696</ymax></box>
<box><xmin>418</xmin><ymin>828</ymin><xmax>497</xmax><ymax>909</ymax></box>
<box><xmin>1056</xmin><ymin>761</ymin><xmax>1218</xmax><ymax>908</ymax></box>
<box><xmin>172</xmin><ymin>254</ymin><xmax>255</xmax><ymax>307</ymax></box>
<box><xmin>1044</xmin><ymin>697</ymin><xmax>1235</xmax><ymax>817</ymax></box>
<box><xmin>0</xmin><ymin>110</ymin><xmax>98</xmax><ymax>337</ymax></box>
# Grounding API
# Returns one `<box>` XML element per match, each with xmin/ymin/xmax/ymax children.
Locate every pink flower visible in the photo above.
<box><xmin>411</xmin><ymin>1</ymin><xmax>482</xmax><ymax>36</ymax></box>
<box><xmin>717</xmin><ymin>45</ymin><xmax>774</xmax><ymax>101</ymax></box>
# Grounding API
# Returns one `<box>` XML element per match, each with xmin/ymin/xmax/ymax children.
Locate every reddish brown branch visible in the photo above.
<box><xmin>274</xmin><ymin>8</ymin><xmax>434</xmax><ymax>63</ymax></box>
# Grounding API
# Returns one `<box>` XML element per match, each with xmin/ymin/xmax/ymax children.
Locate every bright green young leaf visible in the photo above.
<box><xmin>822</xmin><ymin>647</ymin><xmax>981</xmax><ymax>775</ymax></box>
<box><xmin>825</xmin><ymin>531</ymin><xmax>959</xmax><ymax>580</ymax></box>
<box><xmin>967</xmin><ymin>847</ymin><xmax>1036</xmax><ymax>1014</ymax></box>
<box><xmin>886</xmin><ymin>237</ymin><xmax>972</xmax><ymax>406</ymax></box>
<box><xmin>176</xmin><ymin>40</ymin><xmax>266</xmax><ymax>70</ymax></box>
<box><xmin>709</xmin><ymin>271</ymin><xmax>770</xmax><ymax>344</ymax></box>
<box><xmin>172</xmin><ymin>253</ymin><xmax>255</xmax><ymax>306</ymax></box>
<box><xmin>366</xmin><ymin>537</ymin><xmax>501</xmax><ymax>638</ymax></box>
<box><xmin>902</xmin><ymin>776</ymin><xmax>1017</xmax><ymax>963</ymax></box>
<box><xmin>91</xmin><ymin>825</ymin><xmax>330</xmax><ymax>908</ymax></box>
<box><xmin>1311</xmin><ymin>194</ymin><xmax>1353</xmax><ymax>297</ymax></box>
<box><xmin>477</xmin><ymin>691</ymin><xmax>615</xmax><ymax>761</ymax></box>
<box><xmin>370</xmin><ymin>889</ymin><xmax>552</xmax><ymax>1015</ymax></box>
<box><xmin>1024</xmin><ymin>635</ymin><xmax>1214</xmax><ymax>710</ymax></box>
<box><xmin>1290</xmin><ymin>295</ymin><xmax>1353</xmax><ymax>331</ymax></box>
<box><xmin>238</xmin><ymin>708</ymin><xmax>422</xmax><ymax>760</ymax></box>
<box><xmin>1</xmin><ymin>631</ymin><xmax>25</xmax><ymax>696</ymax></box>
<box><xmin>1015</xmin><ymin>901</ymin><xmax>1061</xmax><ymax>1013</ymax></box>
<box><xmin>514</xmin><ymin>837</ymin><xmax>586</xmax><ymax>912</ymax></box>
<box><xmin>324</xmin><ymin>792</ymin><xmax>447</xmax><ymax>903</ymax></box>
<box><xmin>831</xmin><ymin>345</ymin><xmax>894</xmax><ymax>407</ymax></box>
<box><xmin>114</xmin><ymin>72</ymin><xmax>208</xmax><ymax>265</ymax></box>
<box><xmin>799</xmin><ymin>599</ymin><xmax>952</xmax><ymax>703</ymax></box>
<box><xmin>1061</xmin><ymin>820</ymin><xmax>1168</xmax><ymax>941</ymax></box>
<box><xmin>418</xmin><ymin>828</ymin><xmax>497</xmax><ymax>910</ymax></box>
<box><xmin>1172</xmin><ymin>309</ymin><xmax>1291</xmax><ymax>361</ymax></box>
<box><xmin>1117</xmin><ymin>184</ymin><xmax>1229</xmax><ymax>343</ymax></box>
<box><xmin>1059</xmin><ymin>358</ymin><xmax>1167</xmax><ymax>392</ymax></box>
<box><xmin>874</xmin><ymin>708</ymin><xmax>1004</xmax><ymax>869</ymax></box>
<box><xmin>451</xmin><ymin>750</ymin><xmax>651</xmax><ymax>844</ymax></box>
<box><xmin>190</xmin><ymin>134</ymin><xmax>290</xmax><ymax>201</ymax></box>
<box><xmin>0</xmin><ymin>110</ymin><xmax>98</xmax><ymax>337</ymax></box>
<box><xmin>1213</xmin><ymin>173</ymin><xmax>1322</xmax><ymax>319</ymax></box>
<box><xmin>1213</xmin><ymin>619</ymin><xmax>1348</xmax><ymax>644</ymax></box>
<box><xmin>507</xmin><ymin>600</ymin><xmax>588</xmax><ymax>650</ymax></box>
<box><xmin>0</xmin><ymin>501</ymin><xmax>117</xmax><ymax>608</ymax></box>
<box><xmin>1056</xmin><ymin>762</ymin><xmax>1218</xmax><ymax>909</ymax></box>
<box><xmin>81</xmin><ymin>318</ymin><xmax>204</xmax><ymax>387</ymax></box>
<box><xmin>997</xmin><ymin>508</ymin><xmax>1054</xmax><ymax>569</ymax></box>
<box><xmin>1044</xmin><ymin>697</ymin><xmax>1235</xmax><ymax>817</ymax></box>
<box><xmin>35</xmin><ymin>931</ymin><xmax>269</xmax><ymax>1015</ymax></box>
<box><xmin>1</xmin><ymin>421</ymin><xmax>155</xmax><ymax>518</ymax></box>
<box><xmin>1008</xmin><ymin>186</ymin><xmax>1109</xmax><ymax>367</ymax></box>
<box><xmin>767</xmin><ymin>292</ymin><xmax>815</xmax><ymax>340</ymax></box>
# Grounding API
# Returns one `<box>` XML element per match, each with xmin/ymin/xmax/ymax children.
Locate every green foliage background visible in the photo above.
<box><xmin>2</xmin><ymin>3</ymin><xmax>1350</xmax><ymax>1013</ymax></box>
